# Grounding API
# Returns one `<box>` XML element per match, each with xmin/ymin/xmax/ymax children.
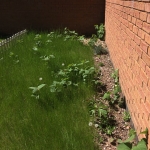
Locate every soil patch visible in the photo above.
<box><xmin>84</xmin><ymin>39</ymin><xmax>131</xmax><ymax>150</ymax></box>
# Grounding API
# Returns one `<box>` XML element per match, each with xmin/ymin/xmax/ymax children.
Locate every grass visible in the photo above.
<box><xmin>0</xmin><ymin>32</ymin><xmax>96</xmax><ymax>149</ymax></box>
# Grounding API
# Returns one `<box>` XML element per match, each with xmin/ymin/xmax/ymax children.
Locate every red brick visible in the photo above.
<box><xmin>148</xmin><ymin>46</ymin><xmax>150</xmax><ymax>56</ymax></box>
<box><xmin>145</xmin><ymin>3</ymin><xmax>150</xmax><ymax>12</ymax></box>
<box><xmin>145</xmin><ymin>32</ymin><xmax>150</xmax><ymax>45</ymax></box>
<box><xmin>147</xmin><ymin>13</ymin><xmax>150</xmax><ymax>23</ymax></box>
<box><xmin>124</xmin><ymin>13</ymin><xmax>128</xmax><ymax>20</ymax></box>
<box><xmin>131</xmin><ymin>16</ymin><xmax>136</xmax><ymax>24</ymax></box>
<box><xmin>124</xmin><ymin>19</ymin><xmax>129</xmax><ymax>27</ymax></box>
<box><xmin>133</xmin><ymin>50</ymin><xmax>139</xmax><ymax>61</ymax></box>
<box><xmin>145</xmin><ymin>65</ymin><xmax>150</xmax><ymax>77</ymax></box>
<box><xmin>143</xmin><ymin>22</ymin><xmax>150</xmax><ymax>34</ymax></box>
<box><xmin>126</xmin><ymin>7</ymin><xmax>130</xmax><ymax>15</ymax></box>
<box><xmin>140</xmin><ymin>68</ymin><xmax>149</xmax><ymax>85</ymax></box>
<box><xmin>138</xmin><ymin>2</ymin><xmax>145</xmax><ymax>11</ymax></box>
<box><xmin>148</xmin><ymin>80</ymin><xmax>150</xmax><ymax>90</ymax></box>
<box><xmin>137</xmin><ymin>84</ymin><xmax>146</xmax><ymax>99</ymax></box>
<box><xmin>128</xmin><ymin>22</ymin><xmax>133</xmax><ymax>31</ymax></box>
<box><xmin>142</xmin><ymin>83</ymin><xmax>150</xmax><ymax>100</ymax></box>
<box><xmin>140</xmin><ymin>40</ymin><xmax>149</xmax><ymax>53</ymax></box>
<box><xmin>134</xmin><ymin>10</ymin><xmax>140</xmax><ymax>19</ymax></box>
<box><xmin>121</xmin><ymin>22</ymin><xmax>126</xmax><ymax>31</ymax></box>
<box><xmin>133</xmin><ymin>25</ymin><xmax>138</xmax><ymax>34</ymax></box>
<box><xmin>140</xmin><ymin>12</ymin><xmax>148</xmax><ymax>22</ymax></box>
<box><xmin>134</xmin><ymin>34</ymin><xmax>141</xmax><ymax>45</ymax></box>
<box><xmin>105</xmin><ymin>2</ymin><xmax>150</xmax><ymax>147</ymax></box>
<box><xmin>142</xmin><ymin>51</ymin><xmax>150</xmax><ymax>67</ymax></box>
<box><xmin>138</xmin><ymin>29</ymin><xmax>145</xmax><ymax>40</ymax></box>
<box><xmin>128</xmin><ymin>15</ymin><xmax>132</xmax><ymax>22</ymax></box>
<box><xmin>139</xmin><ymin>102</ymin><xmax>149</xmax><ymax>121</ymax></box>
<box><xmin>136</xmin><ymin>45</ymin><xmax>143</xmax><ymax>57</ymax></box>
<box><xmin>133</xmin><ymin>61</ymin><xmax>141</xmax><ymax>77</ymax></box>
<box><xmin>136</xmin><ymin>19</ymin><xmax>143</xmax><ymax>28</ymax></box>
<box><xmin>130</xmin><ymin>8</ymin><xmax>134</xmax><ymax>16</ymax></box>
<box><xmin>127</xmin><ymin>29</ymin><xmax>135</xmax><ymax>40</ymax></box>
<box><xmin>138</xmin><ymin>58</ymin><xmax>146</xmax><ymax>71</ymax></box>
<box><xmin>143</xmin><ymin>102</ymin><xmax>150</xmax><ymax>120</ymax></box>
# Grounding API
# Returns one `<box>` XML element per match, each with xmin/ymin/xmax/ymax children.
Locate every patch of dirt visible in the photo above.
<box><xmin>84</xmin><ymin>39</ymin><xmax>131</xmax><ymax>150</ymax></box>
<box><xmin>94</xmin><ymin>54</ymin><xmax>131</xmax><ymax>150</ymax></box>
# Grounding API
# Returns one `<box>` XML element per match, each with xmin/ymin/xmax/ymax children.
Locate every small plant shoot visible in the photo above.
<box><xmin>117</xmin><ymin>128</ymin><xmax>148</xmax><ymax>150</ymax></box>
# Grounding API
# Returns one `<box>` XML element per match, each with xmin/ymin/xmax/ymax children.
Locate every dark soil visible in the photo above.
<box><xmin>84</xmin><ymin>39</ymin><xmax>132</xmax><ymax>150</ymax></box>
<box><xmin>94</xmin><ymin>54</ymin><xmax>130</xmax><ymax>150</ymax></box>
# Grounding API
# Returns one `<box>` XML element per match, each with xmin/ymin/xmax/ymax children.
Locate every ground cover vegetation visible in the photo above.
<box><xmin>0</xmin><ymin>30</ymin><xmax>96</xmax><ymax>150</ymax></box>
<box><xmin>0</xmin><ymin>25</ymin><xmax>148</xmax><ymax>150</ymax></box>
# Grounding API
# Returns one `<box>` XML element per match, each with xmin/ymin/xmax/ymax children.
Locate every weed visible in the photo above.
<box><xmin>102</xmin><ymin>91</ymin><xmax>111</xmax><ymax>101</ymax></box>
<box><xmin>99</xmin><ymin>62</ymin><xmax>104</xmax><ymax>67</ymax></box>
<box><xmin>99</xmin><ymin>137</ymin><xmax>104</xmax><ymax>144</ymax></box>
<box><xmin>0</xmin><ymin>30</ymin><xmax>96</xmax><ymax>150</ymax></box>
<box><xmin>63</xmin><ymin>27</ymin><xmax>85</xmax><ymax>42</ymax></box>
<box><xmin>111</xmin><ymin>69</ymin><xmax>119</xmax><ymax>83</ymax></box>
<box><xmin>29</xmin><ymin>84</ymin><xmax>46</xmax><ymax>99</ymax></box>
<box><xmin>123</xmin><ymin>111</ymin><xmax>131</xmax><ymax>122</ymax></box>
<box><xmin>117</xmin><ymin>128</ymin><xmax>148</xmax><ymax>150</ymax></box>
<box><xmin>93</xmin><ymin>45</ymin><xmax>108</xmax><ymax>55</ymax></box>
<box><xmin>94</xmin><ymin>24</ymin><xmax>105</xmax><ymax>40</ymax></box>
<box><xmin>48</xmin><ymin>61</ymin><xmax>96</xmax><ymax>93</ymax></box>
<box><xmin>63</xmin><ymin>27</ymin><xmax>78</xmax><ymax>41</ymax></box>
<box><xmin>88</xmin><ymin>34</ymin><xmax>98</xmax><ymax>47</ymax></box>
<box><xmin>105</xmin><ymin>126</ymin><xmax>115</xmax><ymax>135</ymax></box>
<box><xmin>102</xmin><ymin>69</ymin><xmax>121</xmax><ymax>105</ymax></box>
<box><xmin>118</xmin><ymin>97</ymin><xmax>126</xmax><ymax>108</ymax></box>
<box><xmin>88</xmin><ymin>100</ymin><xmax>115</xmax><ymax>135</ymax></box>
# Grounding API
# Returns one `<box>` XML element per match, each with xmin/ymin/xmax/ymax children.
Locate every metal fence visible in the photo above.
<box><xmin>0</xmin><ymin>29</ymin><xmax>27</xmax><ymax>51</ymax></box>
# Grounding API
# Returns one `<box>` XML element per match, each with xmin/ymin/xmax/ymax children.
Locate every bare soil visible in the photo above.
<box><xmin>84</xmin><ymin>39</ymin><xmax>131</xmax><ymax>150</ymax></box>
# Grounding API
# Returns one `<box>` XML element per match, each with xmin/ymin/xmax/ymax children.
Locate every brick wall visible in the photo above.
<box><xmin>0</xmin><ymin>0</ymin><xmax>105</xmax><ymax>35</ymax></box>
<box><xmin>105</xmin><ymin>0</ymin><xmax>150</xmax><ymax>148</ymax></box>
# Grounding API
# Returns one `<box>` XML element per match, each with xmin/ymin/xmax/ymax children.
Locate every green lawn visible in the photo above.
<box><xmin>0</xmin><ymin>31</ymin><xmax>96</xmax><ymax>150</ymax></box>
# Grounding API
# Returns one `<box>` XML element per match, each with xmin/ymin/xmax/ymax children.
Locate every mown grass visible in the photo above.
<box><xmin>0</xmin><ymin>32</ymin><xmax>96</xmax><ymax>149</ymax></box>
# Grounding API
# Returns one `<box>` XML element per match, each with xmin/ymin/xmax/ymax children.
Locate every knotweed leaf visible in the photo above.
<box><xmin>32</xmin><ymin>47</ymin><xmax>38</xmax><ymax>51</ymax></box>
<box><xmin>98</xmin><ymin>108</ymin><xmax>107</xmax><ymax>118</ymax></box>
<box><xmin>103</xmin><ymin>92</ymin><xmax>111</xmax><ymax>100</ymax></box>
<box><xmin>29</xmin><ymin>87</ymin><xmax>38</xmax><ymax>93</ymax></box>
<box><xmin>132</xmin><ymin>139</ymin><xmax>147</xmax><ymax>150</ymax></box>
<box><xmin>117</xmin><ymin>143</ymin><xmax>132</xmax><ymax>150</ymax></box>
<box><xmin>123</xmin><ymin>134</ymin><xmax>135</xmax><ymax>143</ymax></box>
<box><xmin>37</xmin><ymin>84</ymin><xmax>46</xmax><ymax>90</ymax></box>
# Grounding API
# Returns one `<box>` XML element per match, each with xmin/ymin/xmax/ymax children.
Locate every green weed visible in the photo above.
<box><xmin>123</xmin><ymin>111</ymin><xmax>131</xmax><ymax>122</ymax></box>
<box><xmin>117</xmin><ymin>128</ymin><xmax>148</xmax><ymax>150</ymax></box>
<box><xmin>94</xmin><ymin>24</ymin><xmax>105</xmax><ymax>40</ymax></box>
<box><xmin>0</xmin><ymin>31</ymin><xmax>96</xmax><ymax>150</ymax></box>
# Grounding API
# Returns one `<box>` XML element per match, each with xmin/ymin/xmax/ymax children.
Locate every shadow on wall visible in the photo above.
<box><xmin>0</xmin><ymin>0</ymin><xmax>105</xmax><ymax>36</ymax></box>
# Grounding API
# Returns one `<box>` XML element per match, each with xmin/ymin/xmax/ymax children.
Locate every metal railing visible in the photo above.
<box><xmin>0</xmin><ymin>29</ymin><xmax>27</xmax><ymax>51</ymax></box>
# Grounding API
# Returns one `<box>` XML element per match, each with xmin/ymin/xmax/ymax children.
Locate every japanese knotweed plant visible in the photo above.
<box><xmin>9</xmin><ymin>51</ymin><xmax>20</xmax><ymax>64</ymax></box>
<box><xmin>103</xmin><ymin>69</ymin><xmax>121</xmax><ymax>105</ymax></box>
<box><xmin>32</xmin><ymin>33</ymin><xmax>52</xmax><ymax>52</ymax></box>
<box><xmin>117</xmin><ymin>128</ymin><xmax>148</xmax><ymax>150</ymax></box>
<box><xmin>50</xmin><ymin>60</ymin><xmax>95</xmax><ymax>93</ymax></box>
<box><xmin>63</xmin><ymin>27</ymin><xmax>85</xmax><ymax>42</ymax></box>
<box><xmin>94</xmin><ymin>24</ymin><xmax>105</xmax><ymax>40</ymax></box>
<box><xmin>88</xmin><ymin>24</ymin><xmax>105</xmax><ymax>47</ymax></box>
<box><xmin>29</xmin><ymin>84</ymin><xmax>46</xmax><ymax>99</ymax></box>
<box><xmin>40</xmin><ymin>55</ymin><xmax>55</xmax><ymax>61</ymax></box>
<box><xmin>123</xmin><ymin>111</ymin><xmax>131</xmax><ymax>122</ymax></box>
<box><xmin>29</xmin><ymin>60</ymin><xmax>96</xmax><ymax>97</ymax></box>
<box><xmin>88</xmin><ymin>100</ymin><xmax>115</xmax><ymax>135</ymax></box>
